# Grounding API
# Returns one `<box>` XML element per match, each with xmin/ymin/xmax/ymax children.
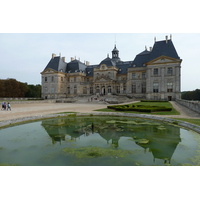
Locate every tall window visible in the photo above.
<box><xmin>90</xmin><ymin>87</ymin><xmax>93</xmax><ymax>94</ymax></box>
<box><xmin>108</xmin><ymin>86</ymin><xmax>112</xmax><ymax>93</ymax></box>
<box><xmin>83</xmin><ymin>87</ymin><xmax>87</xmax><ymax>94</ymax></box>
<box><xmin>67</xmin><ymin>87</ymin><xmax>70</xmax><ymax>94</ymax></box>
<box><xmin>45</xmin><ymin>77</ymin><xmax>47</xmax><ymax>82</ymax></box>
<box><xmin>74</xmin><ymin>85</ymin><xmax>77</xmax><ymax>94</ymax></box>
<box><xmin>167</xmin><ymin>83</ymin><xmax>173</xmax><ymax>92</ymax></box>
<box><xmin>123</xmin><ymin>84</ymin><xmax>126</xmax><ymax>94</ymax></box>
<box><xmin>132</xmin><ymin>84</ymin><xmax>136</xmax><ymax>93</ymax></box>
<box><xmin>132</xmin><ymin>73</ymin><xmax>136</xmax><ymax>79</ymax></box>
<box><xmin>51</xmin><ymin>76</ymin><xmax>54</xmax><ymax>82</ymax></box>
<box><xmin>116</xmin><ymin>86</ymin><xmax>120</xmax><ymax>94</ymax></box>
<box><xmin>167</xmin><ymin>67</ymin><xmax>173</xmax><ymax>75</ymax></box>
<box><xmin>153</xmin><ymin>83</ymin><xmax>159</xmax><ymax>93</ymax></box>
<box><xmin>153</xmin><ymin>68</ymin><xmax>158</xmax><ymax>76</ymax></box>
<box><xmin>142</xmin><ymin>72</ymin><xmax>146</xmax><ymax>78</ymax></box>
<box><xmin>142</xmin><ymin>83</ymin><xmax>146</xmax><ymax>93</ymax></box>
<box><xmin>96</xmin><ymin>86</ymin><xmax>100</xmax><ymax>93</ymax></box>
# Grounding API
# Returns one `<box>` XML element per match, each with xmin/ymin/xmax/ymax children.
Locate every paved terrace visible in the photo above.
<box><xmin>0</xmin><ymin>100</ymin><xmax>200</xmax><ymax>123</ymax></box>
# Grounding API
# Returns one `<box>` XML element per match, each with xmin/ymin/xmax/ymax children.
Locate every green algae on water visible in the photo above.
<box><xmin>62</xmin><ymin>146</ymin><xmax>133</xmax><ymax>158</ymax></box>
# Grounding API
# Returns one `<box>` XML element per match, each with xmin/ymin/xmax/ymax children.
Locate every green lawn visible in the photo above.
<box><xmin>95</xmin><ymin>101</ymin><xmax>180</xmax><ymax>115</ymax></box>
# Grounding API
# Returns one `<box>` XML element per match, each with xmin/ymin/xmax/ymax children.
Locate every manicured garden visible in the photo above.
<box><xmin>95</xmin><ymin>100</ymin><xmax>180</xmax><ymax>115</ymax></box>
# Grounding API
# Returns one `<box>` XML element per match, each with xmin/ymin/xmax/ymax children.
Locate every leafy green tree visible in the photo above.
<box><xmin>181</xmin><ymin>89</ymin><xmax>200</xmax><ymax>100</ymax></box>
<box><xmin>0</xmin><ymin>79</ymin><xmax>41</xmax><ymax>98</ymax></box>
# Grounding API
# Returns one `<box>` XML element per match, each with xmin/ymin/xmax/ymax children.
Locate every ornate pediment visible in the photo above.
<box><xmin>147</xmin><ymin>56</ymin><xmax>181</xmax><ymax>65</ymax></box>
<box><xmin>41</xmin><ymin>68</ymin><xmax>59</xmax><ymax>75</ymax></box>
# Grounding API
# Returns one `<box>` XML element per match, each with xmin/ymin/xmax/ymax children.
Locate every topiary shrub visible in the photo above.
<box><xmin>107</xmin><ymin>104</ymin><xmax>172</xmax><ymax>113</ymax></box>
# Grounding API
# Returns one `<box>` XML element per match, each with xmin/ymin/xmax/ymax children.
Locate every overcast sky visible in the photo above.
<box><xmin>0</xmin><ymin>33</ymin><xmax>199</xmax><ymax>91</ymax></box>
<box><xmin>0</xmin><ymin>0</ymin><xmax>200</xmax><ymax>93</ymax></box>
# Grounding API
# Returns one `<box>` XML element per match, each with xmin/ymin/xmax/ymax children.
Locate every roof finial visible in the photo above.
<box><xmin>170</xmin><ymin>34</ymin><xmax>172</xmax><ymax>40</ymax></box>
<box><xmin>107</xmin><ymin>53</ymin><xmax>109</xmax><ymax>58</ymax></box>
<box><xmin>114</xmin><ymin>33</ymin><xmax>117</xmax><ymax>46</ymax></box>
<box><xmin>145</xmin><ymin>46</ymin><xmax>147</xmax><ymax>50</ymax></box>
<box><xmin>166</xmin><ymin>35</ymin><xmax>168</xmax><ymax>43</ymax></box>
<box><xmin>154</xmin><ymin>37</ymin><xmax>156</xmax><ymax>42</ymax></box>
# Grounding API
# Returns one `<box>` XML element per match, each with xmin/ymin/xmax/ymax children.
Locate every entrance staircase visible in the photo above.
<box><xmin>56</xmin><ymin>95</ymin><xmax>134</xmax><ymax>104</ymax></box>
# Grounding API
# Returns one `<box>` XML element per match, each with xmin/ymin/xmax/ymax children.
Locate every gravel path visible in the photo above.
<box><xmin>0</xmin><ymin>101</ymin><xmax>200</xmax><ymax>125</ymax></box>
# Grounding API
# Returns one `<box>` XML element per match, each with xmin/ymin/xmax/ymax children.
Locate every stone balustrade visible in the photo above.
<box><xmin>176</xmin><ymin>99</ymin><xmax>200</xmax><ymax>114</ymax></box>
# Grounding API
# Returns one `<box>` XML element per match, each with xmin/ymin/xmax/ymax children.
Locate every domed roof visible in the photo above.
<box><xmin>99</xmin><ymin>56</ymin><xmax>116</xmax><ymax>67</ymax></box>
<box><xmin>112</xmin><ymin>45</ymin><xmax>119</xmax><ymax>52</ymax></box>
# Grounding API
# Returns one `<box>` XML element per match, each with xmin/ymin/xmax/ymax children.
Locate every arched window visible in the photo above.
<box><xmin>96</xmin><ymin>86</ymin><xmax>100</xmax><ymax>93</ymax></box>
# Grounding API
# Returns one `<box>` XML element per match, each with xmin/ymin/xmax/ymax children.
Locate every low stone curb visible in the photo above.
<box><xmin>0</xmin><ymin>112</ymin><xmax>200</xmax><ymax>134</ymax></box>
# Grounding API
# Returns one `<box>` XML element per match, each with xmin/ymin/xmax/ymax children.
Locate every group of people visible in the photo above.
<box><xmin>1</xmin><ymin>102</ymin><xmax>11</xmax><ymax>111</ymax></box>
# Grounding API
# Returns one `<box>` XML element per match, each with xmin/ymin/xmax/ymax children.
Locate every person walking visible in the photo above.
<box><xmin>3</xmin><ymin>102</ymin><xmax>6</xmax><ymax>110</ymax></box>
<box><xmin>1</xmin><ymin>102</ymin><xmax>4</xmax><ymax>110</ymax></box>
<box><xmin>7</xmin><ymin>102</ymin><xmax>11</xmax><ymax>111</ymax></box>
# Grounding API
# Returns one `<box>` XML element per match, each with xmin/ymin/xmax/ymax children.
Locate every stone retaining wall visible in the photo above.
<box><xmin>176</xmin><ymin>99</ymin><xmax>200</xmax><ymax>114</ymax></box>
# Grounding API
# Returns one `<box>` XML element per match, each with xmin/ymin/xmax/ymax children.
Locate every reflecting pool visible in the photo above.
<box><xmin>0</xmin><ymin>116</ymin><xmax>200</xmax><ymax>166</ymax></box>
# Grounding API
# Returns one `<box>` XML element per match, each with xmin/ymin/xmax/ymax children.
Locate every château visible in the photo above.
<box><xmin>41</xmin><ymin>35</ymin><xmax>182</xmax><ymax>101</ymax></box>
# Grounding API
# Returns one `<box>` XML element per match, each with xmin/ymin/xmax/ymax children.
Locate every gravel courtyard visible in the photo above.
<box><xmin>0</xmin><ymin>101</ymin><xmax>200</xmax><ymax>127</ymax></box>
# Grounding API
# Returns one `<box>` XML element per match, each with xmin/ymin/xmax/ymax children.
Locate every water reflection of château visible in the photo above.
<box><xmin>41</xmin><ymin>117</ymin><xmax>181</xmax><ymax>164</ymax></box>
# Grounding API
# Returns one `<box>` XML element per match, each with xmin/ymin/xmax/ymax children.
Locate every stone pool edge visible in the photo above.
<box><xmin>0</xmin><ymin>112</ymin><xmax>200</xmax><ymax>134</ymax></box>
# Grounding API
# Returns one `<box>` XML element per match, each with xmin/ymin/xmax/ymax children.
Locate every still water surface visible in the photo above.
<box><xmin>0</xmin><ymin>116</ymin><xmax>199</xmax><ymax>166</ymax></box>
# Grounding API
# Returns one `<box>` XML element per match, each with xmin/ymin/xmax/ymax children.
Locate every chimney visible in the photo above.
<box><xmin>52</xmin><ymin>53</ymin><xmax>56</xmax><ymax>59</ymax></box>
<box><xmin>86</xmin><ymin>61</ymin><xmax>90</xmax><ymax>66</ymax></box>
<box><xmin>170</xmin><ymin>34</ymin><xmax>172</xmax><ymax>40</ymax></box>
<box><xmin>71</xmin><ymin>57</ymin><xmax>75</xmax><ymax>61</ymax></box>
<box><xmin>62</xmin><ymin>57</ymin><xmax>65</xmax><ymax>62</ymax></box>
<box><xmin>166</xmin><ymin>35</ymin><xmax>168</xmax><ymax>43</ymax></box>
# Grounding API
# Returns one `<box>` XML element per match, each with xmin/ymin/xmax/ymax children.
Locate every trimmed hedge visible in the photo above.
<box><xmin>107</xmin><ymin>104</ymin><xmax>172</xmax><ymax>113</ymax></box>
<box><xmin>140</xmin><ymin>100</ymin><xmax>169</xmax><ymax>102</ymax></box>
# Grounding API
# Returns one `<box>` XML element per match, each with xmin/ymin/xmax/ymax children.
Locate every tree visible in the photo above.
<box><xmin>181</xmin><ymin>89</ymin><xmax>200</xmax><ymax>100</ymax></box>
<box><xmin>0</xmin><ymin>79</ymin><xmax>41</xmax><ymax>98</ymax></box>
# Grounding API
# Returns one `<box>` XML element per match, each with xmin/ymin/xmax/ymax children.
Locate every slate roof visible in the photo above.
<box><xmin>99</xmin><ymin>56</ymin><xmax>116</xmax><ymax>67</ymax></box>
<box><xmin>66</xmin><ymin>59</ymin><xmax>87</xmax><ymax>73</ymax></box>
<box><xmin>44</xmin><ymin>56</ymin><xmax>67</xmax><ymax>72</ymax></box>
<box><xmin>131</xmin><ymin>50</ymin><xmax>151</xmax><ymax>67</ymax></box>
<box><xmin>44</xmin><ymin>39</ymin><xmax>180</xmax><ymax>75</ymax></box>
<box><xmin>149</xmin><ymin>39</ymin><xmax>180</xmax><ymax>60</ymax></box>
<box><xmin>116</xmin><ymin>61</ymin><xmax>132</xmax><ymax>74</ymax></box>
<box><xmin>85</xmin><ymin>65</ymin><xmax>98</xmax><ymax>77</ymax></box>
<box><xmin>131</xmin><ymin>39</ymin><xmax>180</xmax><ymax>68</ymax></box>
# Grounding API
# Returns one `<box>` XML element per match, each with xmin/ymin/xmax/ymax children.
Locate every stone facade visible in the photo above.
<box><xmin>41</xmin><ymin>36</ymin><xmax>182</xmax><ymax>101</ymax></box>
